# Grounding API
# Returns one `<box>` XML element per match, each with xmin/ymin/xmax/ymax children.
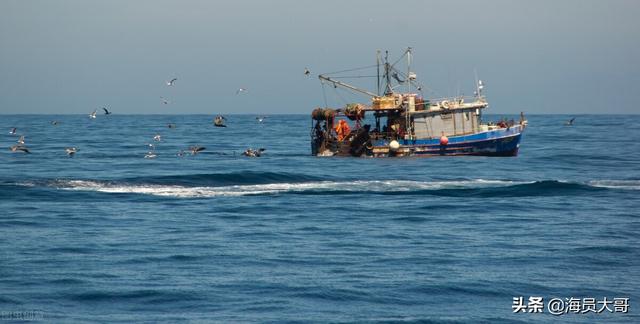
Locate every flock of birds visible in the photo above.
<box><xmin>7</xmin><ymin>110</ymin><xmax>268</xmax><ymax>158</ymax></box>
<box><xmin>6</xmin><ymin>70</ymin><xmax>316</xmax><ymax>158</ymax></box>
<box><xmin>4</xmin><ymin>72</ymin><xmax>306</xmax><ymax>158</ymax></box>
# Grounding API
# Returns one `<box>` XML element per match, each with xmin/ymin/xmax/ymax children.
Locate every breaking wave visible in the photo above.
<box><xmin>23</xmin><ymin>177</ymin><xmax>637</xmax><ymax>198</ymax></box>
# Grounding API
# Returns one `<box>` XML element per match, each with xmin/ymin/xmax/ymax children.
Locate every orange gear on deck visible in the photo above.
<box><xmin>334</xmin><ymin>119</ymin><xmax>351</xmax><ymax>141</ymax></box>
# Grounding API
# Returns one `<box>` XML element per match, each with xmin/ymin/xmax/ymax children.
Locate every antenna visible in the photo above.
<box><xmin>406</xmin><ymin>47</ymin><xmax>412</xmax><ymax>93</ymax></box>
<box><xmin>406</xmin><ymin>47</ymin><xmax>414</xmax><ymax>141</ymax></box>
<box><xmin>474</xmin><ymin>69</ymin><xmax>478</xmax><ymax>97</ymax></box>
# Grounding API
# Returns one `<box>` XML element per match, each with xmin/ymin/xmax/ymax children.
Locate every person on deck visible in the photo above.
<box><xmin>334</xmin><ymin>119</ymin><xmax>351</xmax><ymax>141</ymax></box>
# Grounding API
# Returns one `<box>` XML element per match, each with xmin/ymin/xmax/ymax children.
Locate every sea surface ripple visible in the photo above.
<box><xmin>1</xmin><ymin>114</ymin><xmax>638</xmax><ymax>322</ymax></box>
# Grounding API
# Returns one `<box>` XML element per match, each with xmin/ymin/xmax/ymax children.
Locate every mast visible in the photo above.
<box><xmin>406</xmin><ymin>47</ymin><xmax>412</xmax><ymax>93</ymax></box>
<box><xmin>376</xmin><ymin>50</ymin><xmax>381</xmax><ymax>96</ymax></box>
<box><xmin>405</xmin><ymin>47</ymin><xmax>413</xmax><ymax>140</ymax></box>
<box><xmin>384</xmin><ymin>51</ymin><xmax>392</xmax><ymax>95</ymax></box>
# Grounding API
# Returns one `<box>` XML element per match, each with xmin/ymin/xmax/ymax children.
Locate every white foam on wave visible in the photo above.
<box><xmin>51</xmin><ymin>179</ymin><xmax>531</xmax><ymax>198</ymax></box>
<box><xmin>588</xmin><ymin>180</ymin><xmax>640</xmax><ymax>190</ymax></box>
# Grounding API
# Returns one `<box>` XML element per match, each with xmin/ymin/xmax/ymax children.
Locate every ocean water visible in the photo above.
<box><xmin>0</xmin><ymin>114</ymin><xmax>638</xmax><ymax>323</ymax></box>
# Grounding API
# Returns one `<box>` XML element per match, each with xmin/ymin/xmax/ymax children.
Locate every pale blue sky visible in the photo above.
<box><xmin>1</xmin><ymin>0</ymin><xmax>638</xmax><ymax>114</ymax></box>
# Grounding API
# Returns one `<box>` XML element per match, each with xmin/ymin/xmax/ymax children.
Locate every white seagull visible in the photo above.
<box><xmin>17</xmin><ymin>135</ymin><xmax>25</xmax><ymax>145</ymax></box>
<box><xmin>153</xmin><ymin>134</ymin><xmax>162</xmax><ymax>142</ymax></box>
<box><xmin>89</xmin><ymin>110</ymin><xmax>97</xmax><ymax>119</ymax></box>
<box><xmin>167</xmin><ymin>78</ymin><xmax>177</xmax><ymax>86</ymax></box>
<box><xmin>144</xmin><ymin>143</ymin><xmax>157</xmax><ymax>159</ymax></box>
<box><xmin>236</xmin><ymin>88</ymin><xmax>247</xmax><ymax>95</ymax></box>
<box><xmin>65</xmin><ymin>147</ymin><xmax>78</xmax><ymax>157</ymax></box>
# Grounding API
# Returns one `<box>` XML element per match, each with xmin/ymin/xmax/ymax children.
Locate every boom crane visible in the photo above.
<box><xmin>318</xmin><ymin>75</ymin><xmax>379</xmax><ymax>98</ymax></box>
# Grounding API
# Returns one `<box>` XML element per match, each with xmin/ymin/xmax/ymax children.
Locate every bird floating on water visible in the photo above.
<box><xmin>243</xmin><ymin>148</ymin><xmax>265</xmax><ymax>157</ymax></box>
<box><xmin>89</xmin><ymin>110</ymin><xmax>97</xmax><ymax>119</ymax></box>
<box><xmin>10</xmin><ymin>145</ymin><xmax>30</xmax><ymax>154</ymax></box>
<box><xmin>65</xmin><ymin>147</ymin><xmax>78</xmax><ymax>157</ymax></box>
<box><xmin>153</xmin><ymin>134</ymin><xmax>162</xmax><ymax>142</ymax></box>
<box><xmin>565</xmin><ymin>117</ymin><xmax>575</xmax><ymax>126</ymax></box>
<box><xmin>144</xmin><ymin>143</ymin><xmax>157</xmax><ymax>159</ymax></box>
<box><xmin>51</xmin><ymin>121</ymin><xmax>60</xmax><ymax>126</ymax></box>
<box><xmin>166</xmin><ymin>78</ymin><xmax>177</xmax><ymax>86</ymax></box>
<box><xmin>214</xmin><ymin>115</ymin><xmax>227</xmax><ymax>127</ymax></box>
<box><xmin>188</xmin><ymin>146</ymin><xmax>206</xmax><ymax>155</ymax></box>
<box><xmin>103</xmin><ymin>107</ymin><xmax>112</xmax><ymax>115</ymax></box>
<box><xmin>167</xmin><ymin>123</ymin><xmax>176</xmax><ymax>129</ymax></box>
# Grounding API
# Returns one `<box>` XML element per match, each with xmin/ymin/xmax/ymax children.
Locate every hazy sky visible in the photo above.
<box><xmin>1</xmin><ymin>0</ymin><xmax>638</xmax><ymax>114</ymax></box>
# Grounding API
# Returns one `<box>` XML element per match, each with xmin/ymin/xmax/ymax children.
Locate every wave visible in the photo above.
<box><xmin>587</xmin><ymin>179</ymin><xmax>640</xmax><ymax>190</ymax></box>
<box><xmin>123</xmin><ymin>171</ymin><xmax>322</xmax><ymax>187</ymax></box>
<box><xmin>46</xmin><ymin>179</ymin><xmax>525</xmax><ymax>198</ymax></box>
<box><xmin>32</xmin><ymin>178</ymin><xmax>636</xmax><ymax>199</ymax></box>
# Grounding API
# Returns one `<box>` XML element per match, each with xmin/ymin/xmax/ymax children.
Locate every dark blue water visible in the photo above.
<box><xmin>1</xmin><ymin>114</ymin><xmax>638</xmax><ymax>323</ymax></box>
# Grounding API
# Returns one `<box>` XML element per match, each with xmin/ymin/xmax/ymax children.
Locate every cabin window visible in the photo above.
<box><xmin>440</xmin><ymin>112</ymin><xmax>452</xmax><ymax>120</ymax></box>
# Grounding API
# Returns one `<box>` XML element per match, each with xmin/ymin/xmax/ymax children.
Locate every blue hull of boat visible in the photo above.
<box><xmin>372</xmin><ymin>125</ymin><xmax>525</xmax><ymax>157</ymax></box>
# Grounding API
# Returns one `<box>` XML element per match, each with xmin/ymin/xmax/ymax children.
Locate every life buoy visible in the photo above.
<box><xmin>389</xmin><ymin>140</ymin><xmax>400</xmax><ymax>151</ymax></box>
<box><xmin>440</xmin><ymin>100</ymin><xmax>450</xmax><ymax>109</ymax></box>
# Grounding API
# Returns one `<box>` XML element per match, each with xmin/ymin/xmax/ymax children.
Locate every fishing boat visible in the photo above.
<box><xmin>310</xmin><ymin>48</ymin><xmax>527</xmax><ymax>157</ymax></box>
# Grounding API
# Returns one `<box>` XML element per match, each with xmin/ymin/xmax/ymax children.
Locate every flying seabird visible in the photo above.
<box><xmin>565</xmin><ymin>117</ymin><xmax>575</xmax><ymax>126</ymax></box>
<box><xmin>17</xmin><ymin>135</ymin><xmax>25</xmax><ymax>145</ymax></box>
<box><xmin>103</xmin><ymin>107</ymin><xmax>112</xmax><ymax>115</ymax></box>
<box><xmin>188</xmin><ymin>146</ymin><xmax>206</xmax><ymax>155</ymax></box>
<box><xmin>9</xmin><ymin>127</ymin><xmax>16</xmax><ymax>135</ymax></box>
<box><xmin>10</xmin><ymin>145</ymin><xmax>30</xmax><ymax>153</ymax></box>
<box><xmin>89</xmin><ymin>110</ymin><xmax>97</xmax><ymax>119</ymax></box>
<box><xmin>153</xmin><ymin>134</ymin><xmax>162</xmax><ymax>142</ymax></box>
<box><xmin>160</xmin><ymin>96</ymin><xmax>170</xmax><ymax>105</ymax></box>
<box><xmin>236</xmin><ymin>88</ymin><xmax>247</xmax><ymax>95</ymax></box>
<box><xmin>51</xmin><ymin>121</ymin><xmax>60</xmax><ymax>126</ymax></box>
<box><xmin>304</xmin><ymin>68</ymin><xmax>311</xmax><ymax>76</ymax></box>
<box><xmin>256</xmin><ymin>116</ymin><xmax>267</xmax><ymax>123</ymax></box>
<box><xmin>65</xmin><ymin>147</ymin><xmax>78</xmax><ymax>157</ymax></box>
<box><xmin>167</xmin><ymin>78</ymin><xmax>177</xmax><ymax>86</ymax></box>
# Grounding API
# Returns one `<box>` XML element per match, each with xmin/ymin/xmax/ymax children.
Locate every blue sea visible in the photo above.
<box><xmin>1</xmin><ymin>114</ymin><xmax>638</xmax><ymax>323</ymax></box>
